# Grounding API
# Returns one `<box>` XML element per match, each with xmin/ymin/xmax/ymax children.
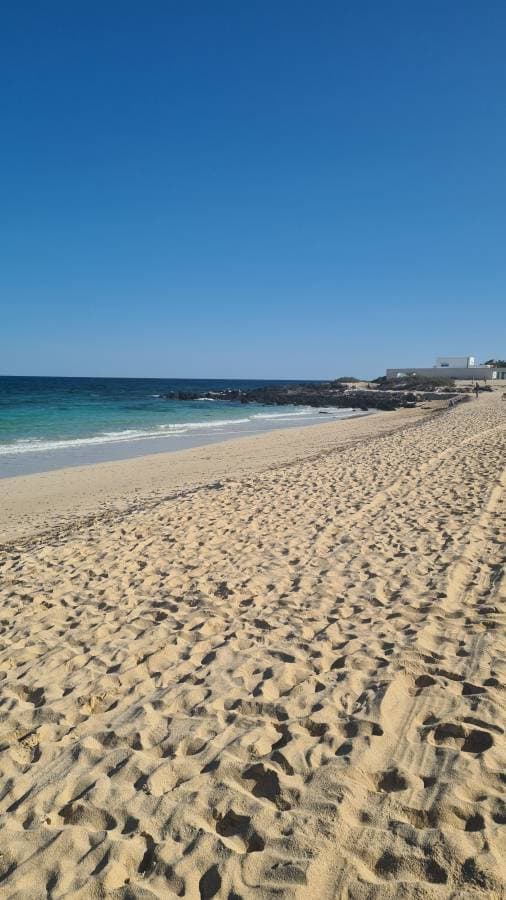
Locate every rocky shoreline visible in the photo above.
<box><xmin>162</xmin><ymin>381</ymin><xmax>457</xmax><ymax>412</ymax></box>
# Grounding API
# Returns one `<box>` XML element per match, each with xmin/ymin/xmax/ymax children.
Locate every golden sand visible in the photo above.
<box><xmin>0</xmin><ymin>393</ymin><xmax>504</xmax><ymax>898</ymax></box>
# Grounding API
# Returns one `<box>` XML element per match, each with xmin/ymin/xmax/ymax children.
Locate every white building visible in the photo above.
<box><xmin>435</xmin><ymin>356</ymin><xmax>475</xmax><ymax>368</ymax></box>
<box><xmin>386</xmin><ymin>355</ymin><xmax>506</xmax><ymax>381</ymax></box>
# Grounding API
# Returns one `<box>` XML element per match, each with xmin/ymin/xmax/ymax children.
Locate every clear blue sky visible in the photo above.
<box><xmin>1</xmin><ymin>1</ymin><xmax>505</xmax><ymax>379</ymax></box>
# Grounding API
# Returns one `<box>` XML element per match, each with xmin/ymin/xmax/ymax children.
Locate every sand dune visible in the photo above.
<box><xmin>0</xmin><ymin>394</ymin><xmax>505</xmax><ymax>898</ymax></box>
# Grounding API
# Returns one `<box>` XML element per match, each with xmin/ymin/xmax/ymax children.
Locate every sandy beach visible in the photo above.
<box><xmin>0</xmin><ymin>392</ymin><xmax>505</xmax><ymax>898</ymax></box>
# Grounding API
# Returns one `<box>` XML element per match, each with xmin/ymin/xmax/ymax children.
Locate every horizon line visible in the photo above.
<box><xmin>0</xmin><ymin>372</ymin><xmax>371</xmax><ymax>381</ymax></box>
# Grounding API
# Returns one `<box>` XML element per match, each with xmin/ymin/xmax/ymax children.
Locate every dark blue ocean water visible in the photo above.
<box><xmin>0</xmin><ymin>376</ymin><xmax>363</xmax><ymax>476</ymax></box>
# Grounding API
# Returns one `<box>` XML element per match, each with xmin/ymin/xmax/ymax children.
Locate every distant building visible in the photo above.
<box><xmin>386</xmin><ymin>356</ymin><xmax>506</xmax><ymax>381</ymax></box>
<box><xmin>435</xmin><ymin>356</ymin><xmax>475</xmax><ymax>368</ymax></box>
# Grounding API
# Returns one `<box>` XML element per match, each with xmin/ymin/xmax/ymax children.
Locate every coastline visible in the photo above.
<box><xmin>3</xmin><ymin>374</ymin><xmax>411</xmax><ymax>481</ymax></box>
<box><xmin>0</xmin><ymin>405</ymin><xmax>370</xmax><ymax>480</ymax></box>
<box><xmin>0</xmin><ymin>404</ymin><xmax>433</xmax><ymax>545</ymax></box>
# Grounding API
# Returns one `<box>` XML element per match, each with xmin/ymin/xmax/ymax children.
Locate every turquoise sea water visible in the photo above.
<box><xmin>0</xmin><ymin>376</ymin><xmax>366</xmax><ymax>477</ymax></box>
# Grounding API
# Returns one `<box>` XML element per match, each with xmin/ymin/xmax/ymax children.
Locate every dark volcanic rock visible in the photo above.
<box><xmin>159</xmin><ymin>382</ymin><xmax>433</xmax><ymax>411</ymax></box>
<box><xmin>159</xmin><ymin>379</ymin><xmax>462</xmax><ymax>411</ymax></box>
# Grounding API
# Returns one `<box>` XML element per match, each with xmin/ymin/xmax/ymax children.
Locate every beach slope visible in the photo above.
<box><xmin>0</xmin><ymin>393</ymin><xmax>504</xmax><ymax>897</ymax></box>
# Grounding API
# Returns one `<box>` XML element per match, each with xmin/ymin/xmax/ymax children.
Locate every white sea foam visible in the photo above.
<box><xmin>0</xmin><ymin>407</ymin><xmax>365</xmax><ymax>456</ymax></box>
<box><xmin>156</xmin><ymin>418</ymin><xmax>252</xmax><ymax>430</ymax></box>
<box><xmin>250</xmin><ymin>408</ymin><xmax>351</xmax><ymax>420</ymax></box>
<box><xmin>0</xmin><ymin>417</ymin><xmax>256</xmax><ymax>454</ymax></box>
<box><xmin>0</xmin><ymin>429</ymin><xmax>182</xmax><ymax>455</ymax></box>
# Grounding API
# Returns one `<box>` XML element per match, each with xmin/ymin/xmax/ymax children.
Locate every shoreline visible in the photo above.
<box><xmin>0</xmin><ymin>403</ymin><xmax>436</xmax><ymax>545</ymax></box>
<box><xmin>0</xmin><ymin>406</ymin><xmax>370</xmax><ymax>480</ymax></box>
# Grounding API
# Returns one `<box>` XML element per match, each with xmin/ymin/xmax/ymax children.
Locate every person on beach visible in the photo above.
<box><xmin>474</xmin><ymin>383</ymin><xmax>480</xmax><ymax>399</ymax></box>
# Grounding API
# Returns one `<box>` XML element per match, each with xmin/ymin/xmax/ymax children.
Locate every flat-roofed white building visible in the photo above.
<box><xmin>436</xmin><ymin>356</ymin><xmax>475</xmax><ymax>368</ymax></box>
<box><xmin>386</xmin><ymin>356</ymin><xmax>506</xmax><ymax>381</ymax></box>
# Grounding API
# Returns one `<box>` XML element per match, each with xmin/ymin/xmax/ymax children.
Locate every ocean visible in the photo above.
<box><xmin>0</xmin><ymin>376</ymin><xmax>366</xmax><ymax>477</ymax></box>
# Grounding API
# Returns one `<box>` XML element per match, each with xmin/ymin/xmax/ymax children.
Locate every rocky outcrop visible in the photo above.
<box><xmin>160</xmin><ymin>383</ymin><xmax>431</xmax><ymax>411</ymax></box>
